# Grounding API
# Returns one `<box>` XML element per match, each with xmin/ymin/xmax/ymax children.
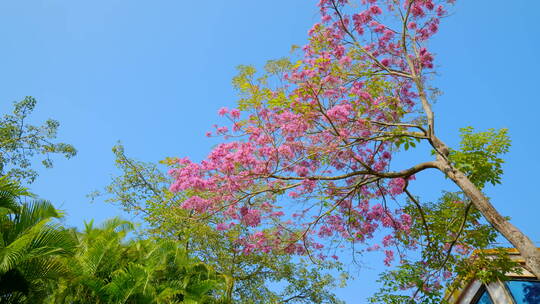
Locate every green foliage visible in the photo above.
<box><xmin>406</xmin><ymin>192</ymin><xmax>498</xmax><ymax>251</ymax></box>
<box><xmin>96</xmin><ymin>143</ymin><xmax>344</xmax><ymax>304</ymax></box>
<box><xmin>46</xmin><ymin>217</ymin><xmax>224</xmax><ymax>304</ymax></box>
<box><xmin>0</xmin><ymin>178</ymin><xmax>77</xmax><ymax>303</ymax></box>
<box><xmin>394</xmin><ymin>136</ymin><xmax>421</xmax><ymax>151</ymax></box>
<box><xmin>369</xmin><ymin>192</ymin><xmax>520</xmax><ymax>303</ymax></box>
<box><xmin>1</xmin><ymin>176</ymin><xmax>223</xmax><ymax>304</ymax></box>
<box><xmin>232</xmin><ymin>63</ymin><xmax>294</xmax><ymax>111</ymax></box>
<box><xmin>454</xmin><ymin>248</ymin><xmax>522</xmax><ymax>285</ymax></box>
<box><xmin>0</xmin><ymin>176</ymin><xmax>30</xmax><ymax>214</ymax></box>
<box><xmin>0</xmin><ymin>97</ymin><xmax>77</xmax><ymax>184</ymax></box>
<box><xmin>448</xmin><ymin>127</ymin><xmax>510</xmax><ymax>189</ymax></box>
<box><xmin>263</xmin><ymin>58</ymin><xmax>293</xmax><ymax>76</ymax></box>
<box><xmin>370</xmin><ymin>265</ymin><xmax>435</xmax><ymax>304</ymax></box>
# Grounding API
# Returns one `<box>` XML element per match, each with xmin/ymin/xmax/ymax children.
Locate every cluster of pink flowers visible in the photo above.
<box><xmin>170</xmin><ymin>0</ymin><xmax>456</xmax><ymax>271</ymax></box>
<box><xmin>240</xmin><ymin>207</ymin><xmax>261</xmax><ymax>227</ymax></box>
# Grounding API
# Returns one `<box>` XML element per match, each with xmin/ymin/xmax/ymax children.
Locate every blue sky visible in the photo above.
<box><xmin>1</xmin><ymin>1</ymin><xmax>539</xmax><ymax>302</ymax></box>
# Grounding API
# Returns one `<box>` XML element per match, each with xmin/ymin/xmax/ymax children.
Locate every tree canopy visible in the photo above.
<box><xmin>96</xmin><ymin>143</ymin><xmax>345</xmax><ymax>304</ymax></box>
<box><xmin>166</xmin><ymin>0</ymin><xmax>538</xmax><ymax>302</ymax></box>
<box><xmin>0</xmin><ymin>97</ymin><xmax>76</xmax><ymax>184</ymax></box>
<box><xmin>47</xmin><ymin>217</ymin><xmax>225</xmax><ymax>304</ymax></box>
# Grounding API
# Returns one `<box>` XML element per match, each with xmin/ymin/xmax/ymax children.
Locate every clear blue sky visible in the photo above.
<box><xmin>0</xmin><ymin>1</ymin><xmax>539</xmax><ymax>302</ymax></box>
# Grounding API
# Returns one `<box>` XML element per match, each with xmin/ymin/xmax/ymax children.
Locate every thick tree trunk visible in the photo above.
<box><xmin>438</xmin><ymin>162</ymin><xmax>540</xmax><ymax>278</ymax></box>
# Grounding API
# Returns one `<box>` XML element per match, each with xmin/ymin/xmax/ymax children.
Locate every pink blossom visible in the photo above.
<box><xmin>419</xmin><ymin>47</ymin><xmax>434</xmax><ymax>69</ymax></box>
<box><xmin>369</xmin><ymin>5</ymin><xmax>382</xmax><ymax>15</ymax></box>
<box><xmin>216</xmin><ymin>223</ymin><xmax>229</xmax><ymax>231</ymax></box>
<box><xmin>322</xmin><ymin>14</ymin><xmax>332</xmax><ymax>23</ymax></box>
<box><xmin>327</xmin><ymin>104</ymin><xmax>352</xmax><ymax>122</ymax></box>
<box><xmin>217</xmin><ymin>126</ymin><xmax>228</xmax><ymax>134</ymax></box>
<box><xmin>400</xmin><ymin>213</ymin><xmax>412</xmax><ymax>227</ymax></box>
<box><xmin>230</xmin><ymin>109</ymin><xmax>241</xmax><ymax>119</ymax></box>
<box><xmin>318</xmin><ymin>225</ymin><xmax>333</xmax><ymax>237</ymax></box>
<box><xmin>270</xmin><ymin>211</ymin><xmax>284</xmax><ymax>217</ymax></box>
<box><xmin>181</xmin><ymin>196</ymin><xmax>212</xmax><ymax>213</ymax></box>
<box><xmin>411</xmin><ymin>4</ymin><xmax>425</xmax><ymax>17</ymax></box>
<box><xmin>338</xmin><ymin>56</ymin><xmax>352</xmax><ymax>66</ymax></box>
<box><xmin>382</xmin><ymin>235</ymin><xmax>394</xmax><ymax>247</ymax></box>
<box><xmin>294</xmin><ymin>166</ymin><xmax>309</xmax><ymax>177</ymax></box>
<box><xmin>241</xmin><ymin>208</ymin><xmax>261</xmax><ymax>227</ymax></box>
<box><xmin>437</xmin><ymin>5</ymin><xmax>447</xmax><ymax>17</ymax></box>
<box><xmin>243</xmin><ymin>243</ymin><xmax>256</xmax><ymax>254</ymax></box>
<box><xmin>384</xmin><ymin>250</ymin><xmax>395</xmax><ymax>266</ymax></box>
<box><xmin>289</xmin><ymin>191</ymin><xmax>300</xmax><ymax>198</ymax></box>
<box><xmin>218</xmin><ymin>107</ymin><xmax>228</xmax><ymax>116</ymax></box>
<box><xmin>388</xmin><ymin>178</ymin><xmax>406</xmax><ymax>195</ymax></box>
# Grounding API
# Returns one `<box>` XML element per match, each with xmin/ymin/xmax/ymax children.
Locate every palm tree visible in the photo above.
<box><xmin>0</xmin><ymin>177</ymin><xmax>77</xmax><ymax>303</ymax></box>
<box><xmin>48</xmin><ymin>217</ymin><xmax>224</xmax><ymax>304</ymax></box>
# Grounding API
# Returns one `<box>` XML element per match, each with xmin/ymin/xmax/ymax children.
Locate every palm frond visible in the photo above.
<box><xmin>0</xmin><ymin>176</ymin><xmax>28</xmax><ymax>214</ymax></box>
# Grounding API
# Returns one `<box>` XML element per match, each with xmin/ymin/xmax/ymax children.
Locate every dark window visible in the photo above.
<box><xmin>473</xmin><ymin>286</ymin><xmax>494</xmax><ymax>304</ymax></box>
<box><xmin>505</xmin><ymin>280</ymin><xmax>540</xmax><ymax>304</ymax></box>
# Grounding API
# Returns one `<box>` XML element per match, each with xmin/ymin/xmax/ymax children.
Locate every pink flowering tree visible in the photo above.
<box><xmin>169</xmin><ymin>0</ymin><xmax>539</xmax><ymax>300</ymax></box>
